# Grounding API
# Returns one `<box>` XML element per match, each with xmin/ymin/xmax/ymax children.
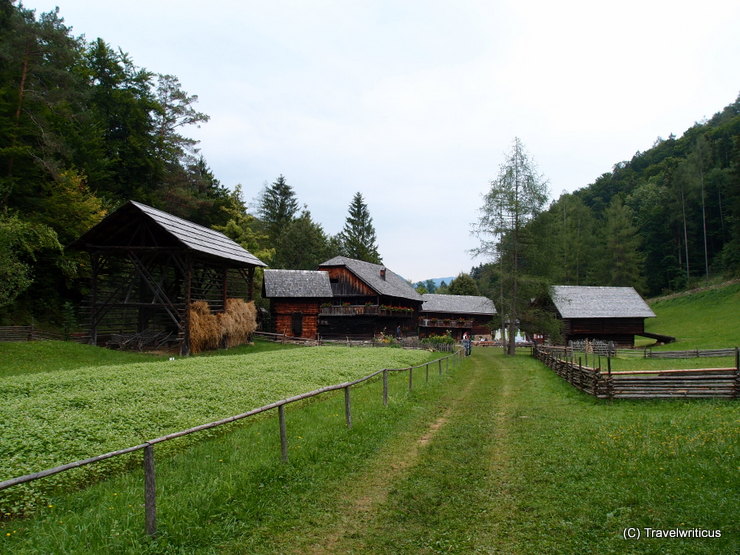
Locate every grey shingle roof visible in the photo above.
<box><xmin>551</xmin><ymin>285</ymin><xmax>655</xmax><ymax>319</ymax></box>
<box><xmin>422</xmin><ymin>294</ymin><xmax>497</xmax><ymax>316</ymax></box>
<box><xmin>74</xmin><ymin>201</ymin><xmax>266</xmax><ymax>267</ymax></box>
<box><xmin>319</xmin><ymin>256</ymin><xmax>423</xmax><ymax>302</ymax></box>
<box><xmin>263</xmin><ymin>270</ymin><xmax>333</xmax><ymax>298</ymax></box>
<box><xmin>130</xmin><ymin>201</ymin><xmax>266</xmax><ymax>267</ymax></box>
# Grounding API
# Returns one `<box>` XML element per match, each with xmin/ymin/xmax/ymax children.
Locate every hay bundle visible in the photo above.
<box><xmin>220</xmin><ymin>298</ymin><xmax>257</xmax><ymax>348</ymax></box>
<box><xmin>188</xmin><ymin>301</ymin><xmax>222</xmax><ymax>354</ymax></box>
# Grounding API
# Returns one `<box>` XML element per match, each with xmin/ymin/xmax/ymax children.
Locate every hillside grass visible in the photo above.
<box><xmin>646</xmin><ymin>281</ymin><xmax>740</xmax><ymax>349</ymax></box>
<box><xmin>0</xmin><ymin>344</ymin><xmax>435</xmax><ymax>516</ymax></box>
<box><xmin>2</xmin><ymin>349</ymin><xmax>735</xmax><ymax>554</ymax></box>
<box><xmin>0</xmin><ymin>338</ymin><xmax>298</xmax><ymax>378</ymax></box>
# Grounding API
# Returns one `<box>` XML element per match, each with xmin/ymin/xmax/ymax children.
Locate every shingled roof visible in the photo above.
<box><xmin>73</xmin><ymin>200</ymin><xmax>266</xmax><ymax>267</ymax></box>
<box><xmin>319</xmin><ymin>256</ymin><xmax>423</xmax><ymax>302</ymax></box>
<box><xmin>551</xmin><ymin>286</ymin><xmax>655</xmax><ymax>319</ymax></box>
<box><xmin>263</xmin><ymin>269</ymin><xmax>333</xmax><ymax>298</ymax></box>
<box><xmin>421</xmin><ymin>294</ymin><xmax>497</xmax><ymax>316</ymax></box>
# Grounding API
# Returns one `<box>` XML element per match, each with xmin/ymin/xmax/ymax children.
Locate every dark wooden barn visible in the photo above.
<box><xmin>262</xmin><ymin>257</ymin><xmax>423</xmax><ymax>339</ymax></box>
<box><xmin>72</xmin><ymin>200</ymin><xmax>266</xmax><ymax>354</ymax></box>
<box><xmin>419</xmin><ymin>294</ymin><xmax>497</xmax><ymax>340</ymax></box>
<box><xmin>262</xmin><ymin>270</ymin><xmax>333</xmax><ymax>339</ymax></box>
<box><xmin>316</xmin><ymin>256</ymin><xmax>423</xmax><ymax>339</ymax></box>
<box><xmin>550</xmin><ymin>285</ymin><xmax>655</xmax><ymax>347</ymax></box>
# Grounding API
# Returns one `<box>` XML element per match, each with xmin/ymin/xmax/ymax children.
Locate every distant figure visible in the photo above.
<box><xmin>396</xmin><ymin>325</ymin><xmax>402</xmax><ymax>340</ymax></box>
<box><xmin>462</xmin><ymin>332</ymin><xmax>472</xmax><ymax>356</ymax></box>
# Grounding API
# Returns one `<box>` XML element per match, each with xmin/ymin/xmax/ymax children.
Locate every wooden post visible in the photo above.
<box><xmin>408</xmin><ymin>367</ymin><xmax>413</xmax><ymax>391</ymax></box>
<box><xmin>278</xmin><ymin>405</ymin><xmax>288</xmax><ymax>462</ymax></box>
<box><xmin>143</xmin><ymin>443</ymin><xmax>156</xmax><ymax>537</ymax></box>
<box><xmin>383</xmin><ymin>369</ymin><xmax>388</xmax><ymax>406</ymax></box>
<box><xmin>425</xmin><ymin>362</ymin><xmax>429</xmax><ymax>383</ymax></box>
<box><xmin>344</xmin><ymin>386</ymin><xmax>352</xmax><ymax>429</ymax></box>
<box><xmin>438</xmin><ymin>359</ymin><xmax>442</xmax><ymax>375</ymax></box>
<box><xmin>90</xmin><ymin>253</ymin><xmax>99</xmax><ymax>346</ymax></box>
<box><xmin>734</xmin><ymin>347</ymin><xmax>739</xmax><ymax>400</ymax></box>
<box><xmin>446</xmin><ymin>357</ymin><xmax>449</xmax><ymax>372</ymax></box>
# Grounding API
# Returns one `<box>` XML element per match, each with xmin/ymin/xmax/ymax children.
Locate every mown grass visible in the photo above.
<box><xmin>0</xmin><ymin>338</ymin><xmax>296</xmax><ymax>378</ymax></box>
<box><xmin>0</xmin><ymin>355</ymin><xmax>462</xmax><ymax>553</ymax></box>
<box><xmin>646</xmin><ymin>281</ymin><xmax>740</xmax><ymax>349</ymax></box>
<box><xmin>343</xmin><ymin>349</ymin><xmax>738</xmax><ymax>554</ymax></box>
<box><xmin>0</xmin><ymin>341</ymin><xmax>163</xmax><ymax>377</ymax></box>
<box><xmin>0</xmin><ymin>344</ymin><xmax>435</xmax><ymax>516</ymax></box>
<box><xmin>2</xmin><ymin>349</ymin><xmax>736</xmax><ymax>553</ymax></box>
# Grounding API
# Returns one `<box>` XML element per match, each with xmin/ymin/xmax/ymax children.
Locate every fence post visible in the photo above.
<box><xmin>607</xmin><ymin>356</ymin><xmax>613</xmax><ymax>401</ymax></box>
<box><xmin>408</xmin><ymin>367</ymin><xmax>413</xmax><ymax>391</ymax></box>
<box><xmin>446</xmin><ymin>357</ymin><xmax>449</xmax><ymax>372</ymax></box>
<box><xmin>278</xmin><ymin>404</ymin><xmax>288</xmax><ymax>462</ymax></box>
<box><xmin>143</xmin><ymin>443</ymin><xmax>156</xmax><ymax>537</ymax></box>
<box><xmin>425</xmin><ymin>362</ymin><xmax>429</xmax><ymax>383</ymax></box>
<box><xmin>438</xmin><ymin>359</ymin><xmax>442</xmax><ymax>376</ymax></box>
<box><xmin>383</xmin><ymin>369</ymin><xmax>388</xmax><ymax>406</ymax></box>
<box><xmin>734</xmin><ymin>347</ymin><xmax>739</xmax><ymax>400</ymax></box>
<box><xmin>344</xmin><ymin>386</ymin><xmax>352</xmax><ymax>429</ymax></box>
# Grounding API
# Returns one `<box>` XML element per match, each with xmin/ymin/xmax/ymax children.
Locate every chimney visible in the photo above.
<box><xmin>380</xmin><ymin>268</ymin><xmax>386</xmax><ymax>280</ymax></box>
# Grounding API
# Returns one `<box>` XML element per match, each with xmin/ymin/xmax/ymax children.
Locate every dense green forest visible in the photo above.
<box><xmin>471</xmin><ymin>97</ymin><xmax>740</xmax><ymax>305</ymax></box>
<box><xmin>1</xmin><ymin>1</ymin><xmax>738</xmax><ymax>331</ymax></box>
<box><xmin>0</xmin><ymin>2</ymin><xmax>380</xmax><ymax>326</ymax></box>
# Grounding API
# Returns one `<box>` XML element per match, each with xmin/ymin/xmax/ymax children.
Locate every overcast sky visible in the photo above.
<box><xmin>24</xmin><ymin>0</ymin><xmax>740</xmax><ymax>282</ymax></box>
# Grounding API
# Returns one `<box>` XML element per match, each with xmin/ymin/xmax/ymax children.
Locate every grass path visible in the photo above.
<box><xmin>245</xmin><ymin>347</ymin><xmax>737</xmax><ymax>554</ymax></box>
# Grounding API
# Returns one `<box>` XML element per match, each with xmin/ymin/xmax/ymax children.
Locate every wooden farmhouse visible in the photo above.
<box><xmin>419</xmin><ymin>294</ymin><xmax>496</xmax><ymax>340</ymax></box>
<box><xmin>72</xmin><ymin>200</ymin><xmax>267</xmax><ymax>354</ymax></box>
<box><xmin>550</xmin><ymin>285</ymin><xmax>656</xmax><ymax>347</ymax></box>
<box><xmin>263</xmin><ymin>256</ymin><xmax>423</xmax><ymax>339</ymax></box>
<box><xmin>262</xmin><ymin>270</ymin><xmax>333</xmax><ymax>339</ymax></box>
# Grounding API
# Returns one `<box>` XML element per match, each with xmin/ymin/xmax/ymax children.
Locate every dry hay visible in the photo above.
<box><xmin>220</xmin><ymin>298</ymin><xmax>257</xmax><ymax>348</ymax></box>
<box><xmin>188</xmin><ymin>301</ymin><xmax>222</xmax><ymax>354</ymax></box>
<box><xmin>188</xmin><ymin>299</ymin><xmax>257</xmax><ymax>353</ymax></box>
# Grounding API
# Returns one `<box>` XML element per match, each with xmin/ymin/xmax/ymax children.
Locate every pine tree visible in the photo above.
<box><xmin>339</xmin><ymin>192</ymin><xmax>381</xmax><ymax>263</ymax></box>
<box><xmin>257</xmin><ymin>175</ymin><xmax>299</xmax><ymax>242</ymax></box>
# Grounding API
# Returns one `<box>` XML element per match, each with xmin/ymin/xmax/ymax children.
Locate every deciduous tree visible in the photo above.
<box><xmin>473</xmin><ymin>138</ymin><xmax>548</xmax><ymax>354</ymax></box>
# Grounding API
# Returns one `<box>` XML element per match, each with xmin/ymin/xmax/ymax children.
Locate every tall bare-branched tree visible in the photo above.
<box><xmin>472</xmin><ymin>138</ymin><xmax>548</xmax><ymax>354</ymax></box>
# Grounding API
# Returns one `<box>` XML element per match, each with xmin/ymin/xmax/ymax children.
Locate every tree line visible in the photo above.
<box><xmin>0</xmin><ymin>2</ymin><xmax>381</xmax><ymax>325</ymax></box>
<box><xmin>470</xmin><ymin>99</ymin><xmax>739</xmax><ymax>350</ymax></box>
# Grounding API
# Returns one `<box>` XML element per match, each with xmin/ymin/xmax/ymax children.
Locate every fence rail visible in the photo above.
<box><xmin>0</xmin><ymin>347</ymin><xmax>463</xmax><ymax>538</ymax></box>
<box><xmin>533</xmin><ymin>345</ymin><xmax>739</xmax><ymax>401</ymax></box>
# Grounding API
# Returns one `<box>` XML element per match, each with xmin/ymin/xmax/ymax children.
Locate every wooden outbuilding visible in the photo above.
<box><xmin>72</xmin><ymin>200</ymin><xmax>267</xmax><ymax>354</ymax></box>
<box><xmin>262</xmin><ymin>270</ymin><xmax>332</xmax><ymax>339</ymax></box>
<box><xmin>550</xmin><ymin>285</ymin><xmax>655</xmax><ymax>347</ymax></box>
<box><xmin>419</xmin><ymin>294</ymin><xmax>497</xmax><ymax>340</ymax></box>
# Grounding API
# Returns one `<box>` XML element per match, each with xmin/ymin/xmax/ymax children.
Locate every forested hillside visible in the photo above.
<box><xmin>0</xmin><ymin>2</ymin><xmax>379</xmax><ymax>327</ymax></box>
<box><xmin>473</xmin><ymin>96</ymin><xmax>740</xmax><ymax>300</ymax></box>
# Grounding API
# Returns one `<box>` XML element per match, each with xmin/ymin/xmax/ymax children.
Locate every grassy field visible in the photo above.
<box><xmin>0</xmin><ymin>343</ymin><xmax>435</xmax><ymax>516</ymax></box>
<box><xmin>646</xmin><ymin>281</ymin><xmax>740</xmax><ymax>349</ymax></box>
<box><xmin>2</xmin><ymin>348</ymin><xmax>736</xmax><ymax>554</ymax></box>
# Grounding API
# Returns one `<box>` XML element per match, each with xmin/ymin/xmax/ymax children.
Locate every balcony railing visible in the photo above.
<box><xmin>319</xmin><ymin>305</ymin><xmax>414</xmax><ymax>318</ymax></box>
<box><xmin>419</xmin><ymin>318</ymin><xmax>474</xmax><ymax>328</ymax></box>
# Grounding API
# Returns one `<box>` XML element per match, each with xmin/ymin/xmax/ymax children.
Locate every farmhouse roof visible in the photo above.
<box><xmin>72</xmin><ymin>200</ymin><xmax>267</xmax><ymax>267</ymax></box>
<box><xmin>421</xmin><ymin>294</ymin><xmax>497</xmax><ymax>316</ymax></box>
<box><xmin>550</xmin><ymin>285</ymin><xmax>655</xmax><ymax>319</ymax></box>
<box><xmin>318</xmin><ymin>256</ymin><xmax>423</xmax><ymax>302</ymax></box>
<box><xmin>263</xmin><ymin>269</ymin><xmax>333</xmax><ymax>298</ymax></box>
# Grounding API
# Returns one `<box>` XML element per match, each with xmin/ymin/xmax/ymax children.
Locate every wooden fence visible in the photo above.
<box><xmin>550</xmin><ymin>344</ymin><xmax>738</xmax><ymax>361</ymax></box>
<box><xmin>533</xmin><ymin>345</ymin><xmax>739</xmax><ymax>400</ymax></box>
<box><xmin>0</xmin><ymin>348</ymin><xmax>463</xmax><ymax>537</ymax></box>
